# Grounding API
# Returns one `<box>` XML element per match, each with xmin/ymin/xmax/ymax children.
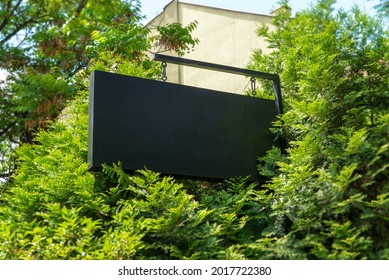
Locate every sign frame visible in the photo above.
<box><xmin>88</xmin><ymin>55</ymin><xmax>285</xmax><ymax>181</ymax></box>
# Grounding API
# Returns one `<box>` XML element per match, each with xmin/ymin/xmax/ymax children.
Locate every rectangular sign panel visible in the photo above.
<box><xmin>89</xmin><ymin>70</ymin><xmax>278</xmax><ymax>181</ymax></box>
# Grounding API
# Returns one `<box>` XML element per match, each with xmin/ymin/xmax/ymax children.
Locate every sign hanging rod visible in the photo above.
<box><xmin>152</xmin><ymin>53</ymin><xmax>284</xmax><ymax>116</ymax></box>
<box><xmin>153</xmin><ymin>53</ymin><xmax>278</xmax><ymax>81</ymax></box>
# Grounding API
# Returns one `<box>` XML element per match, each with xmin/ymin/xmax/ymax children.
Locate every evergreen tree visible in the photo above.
<box><xmin>248</xmin><ymin>0</ymin><xmax>388</xmax><ymax>259</ymax></box>
<box><xmin>0</xmin><ymin>0</ymin><xmax>387</xmax><ymax>260</ymax></box>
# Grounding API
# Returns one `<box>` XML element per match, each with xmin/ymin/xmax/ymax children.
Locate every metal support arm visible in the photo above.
<box><xmin>153</xmin><ymin>53</ymin><xmax>283</xmax><ymax>115</ymax></box>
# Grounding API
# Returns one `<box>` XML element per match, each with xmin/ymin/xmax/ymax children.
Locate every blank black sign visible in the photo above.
<box><xmin>88</xmin><ymin>70</ymin><xmax>277</xmax><ymax>181</ymax></box>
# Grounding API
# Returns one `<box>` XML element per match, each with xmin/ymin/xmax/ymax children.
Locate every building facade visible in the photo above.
<box><xmin>146</xmin><ymin>0</ymin><xmax>277</xmax><ymax>94</ymax></box>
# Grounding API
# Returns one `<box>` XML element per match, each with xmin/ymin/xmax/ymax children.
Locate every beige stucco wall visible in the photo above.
<box><xmin>146</xmin><ymin>0</ymin><xmax>275</xmax><ymax>94</ymax></box>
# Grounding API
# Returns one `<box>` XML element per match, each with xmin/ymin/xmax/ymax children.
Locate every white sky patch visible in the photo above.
<box><xmin>0</xmin><ymin>69</ymin><xmax>8</xmax><ymax>82</ymax></box>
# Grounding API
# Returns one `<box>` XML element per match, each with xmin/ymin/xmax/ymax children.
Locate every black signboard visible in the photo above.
<box><xmin>88</xmin><ymin>70</ymin><xmax>278</xmax><ymax>181</ymax></box>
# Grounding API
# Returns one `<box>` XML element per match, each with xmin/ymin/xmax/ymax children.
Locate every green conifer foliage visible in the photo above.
<box><xmin>0</xmin><ymin>59</ymin><xmax>265</xmax><ymax>259</ymax></box>
<box><xmin>0</xmin><ymin>0</ymin><xmax>387</xmax><ymax>260</ymax></box>
<box><xmin>248</xmin><ymin>0</ymin><xmax>388</xmax><ymax>259</ymax></box>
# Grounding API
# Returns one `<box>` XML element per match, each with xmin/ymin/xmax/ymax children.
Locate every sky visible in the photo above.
<box><xmin>140</xmin><ymin>0</ymin><xmax>380</xmax><ymax>24</ymax></box>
